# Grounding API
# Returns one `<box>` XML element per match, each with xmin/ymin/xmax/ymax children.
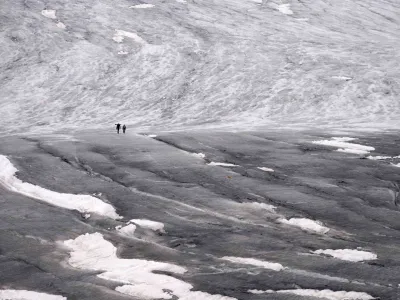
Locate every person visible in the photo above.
<box><xmin>115</xmin><ymin>123</ymin><xmax>121</xmax><ymax>134</ymax></box>
<box><xmin>122</xmin><ymin>124</ymin><xmax>127</xmax><ymax>134</ymax></box>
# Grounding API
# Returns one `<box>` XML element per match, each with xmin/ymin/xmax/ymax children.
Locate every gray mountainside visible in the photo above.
<box><xmin>1</xmin><ymin>0</ymin><xmax>399</xmax><ymax>133</ymax></box>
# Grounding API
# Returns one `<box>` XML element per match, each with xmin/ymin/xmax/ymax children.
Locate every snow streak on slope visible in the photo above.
<box><xmin>1</xmin><ymin>0</ymin><xmax>400</xmax><ymax>133</ymax></box>
<box><xmin>0</xmin><ymin>155</ymin><xmax>121</xmax><ymax>219</ymax></box>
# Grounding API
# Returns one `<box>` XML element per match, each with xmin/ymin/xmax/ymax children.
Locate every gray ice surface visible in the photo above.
<box><xmin>1</xmin><ymin>131</ymin><xmax>400</xmax><ymax>299</ymax></box>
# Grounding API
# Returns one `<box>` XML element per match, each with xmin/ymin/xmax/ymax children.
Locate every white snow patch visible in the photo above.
<box><xmin>208</xmin><ymin>162</ymin><xmax>238</xmax><ymax>167</ymax></box>
<box><xmin>312</xmin><ymin>249</ymin><xmax>377</xmax><ymax>262</ymax></box>
<box><xmin>367</xmin><ymin>155</ymin><xmax>392</xmax><ymax>160</ymax></box>
<box><xmin>113</xmin><ymin>30</ymin><xmax>147</xmax><ymax>44</ymax></box>
<box><xmin>130</xmin><ymin>4</ymin><xmax>155</xmax><ymax>8</ymax></box>
<box><xmin>116</xmin><ymin>224</ymin><xmax>137</xmax><ymax>237</ymax></box>
<box><xmin>337</xmin><ymin>148</ymin><xmax>370</xmax><ymax>155</ymax></box>
<box><xmin>129</xmin><ymin>219</ymin><xmax>165</xmax><ymax>232</ymax></box>
<box><xmin>258</xmin><ymin>167</ymin><xmax>274</xmax><ymax>172</ymax></box>
<box><xmin>241</xmin><ymin>202</ymin><xmax>276</xmax><ymax>212</ymax></box>
<box><xmin>252</xmin><ymin>289</ymin><xmax>374</xmax><ymax>300</ymax></box>
<box><xmin>0</xmin><ymin>155</ymin><xmax>121</xmax><ymax>220</ymax></box>
<box><xmin>312</xmin><ymin>138</ymin><xmax>374</xmax><ymax>154</ymax></box>
<box><xmin>248</xmin><ymin>289</ymin><xmax>274</xmax><ymax>294</ymax></box>
<box><xmin>118</xmin><ymin>51</ymin><xmax>129</xmax><ymax>55</ymax></box>
<box><xmin>192</xmin><ymin>153</ymin><xmax>206</xmax><ymax>159</ymax></box>
<box><xmin>252</xmin><ymin>0</ymin><xmax>262</xmax><ymax>3</ymax></box>
<box><xmin>269</xmin><ymin>3</ymin><xmax>293</xmax><ymax>15</ymax></box>
<box><xmin>392</xmin><ymin>163</ymin><xmax>400</xmax><ymax>168</ymax></box>
<box><xmin>56</xmin><ymin>22</ymin><xmax>66</xmax><ymax>29</ymax></box>
<box><xmin>83</xmin><ymin>213</ymin><xmax>91</xmax><ymax>219</ymax></box>
<box><xmin>279</xmin><ymin>218</ymin><xmax>330</xmax><ymax>234</ymax></box>
<box><xmin>64</xmin><ymin>233</ymin><xmax>236</xmax><ymax>300</ymax></box>
<box><xmin>0</xmin><ymin>290</ymin><xmax>66</xmax><ymax>300</ymax></box>
<box><xmin>146</xmin><ymin>134</ymin><xmax>157</xmax><ymax>138</ymax></box>
<box><xmin>41</xmin><ymin>9</ymin><xmax>57</xmax><ymax>19</ymax></box>
<box><xmin>221</xmin><ymin>257</ymin><xmax>284</xmax><ymax>271</ymax></box>
<box><xmin>176</xmin><ymin>0</ymin><xmax>187</xmax><ymax>3</ymax></box>
<box><xmin>332</xmin><ymin>76</ymin><xmax>352</xmax><ymax>81</ymax></box>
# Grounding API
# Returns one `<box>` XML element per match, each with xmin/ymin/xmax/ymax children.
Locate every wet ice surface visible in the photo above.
<box><xmin>1</xmin><ymin>130</ymin><xmax>400</xmax><ymax>299</ymax></box>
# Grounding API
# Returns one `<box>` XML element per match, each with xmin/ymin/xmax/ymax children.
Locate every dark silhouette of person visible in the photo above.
<box><xmin>122</xmin><ymin>124</ymin><xmax>127</xmax><ymax>134</ymax></box>
<box><xmin>115</xmin><ymin>123</ymin><xmax>121</xmax><ymax>134</ymax></box>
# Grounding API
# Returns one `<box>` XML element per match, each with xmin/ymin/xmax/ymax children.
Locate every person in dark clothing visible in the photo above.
<box><xmin>122</xmin><ymin>124</ymin><xmax>127</xmax><ymax>134</ymax></box>
<box><xmin>115</xmin><ymin>123</ymin><xmax>121</xmax><ymax>134</ymax></box>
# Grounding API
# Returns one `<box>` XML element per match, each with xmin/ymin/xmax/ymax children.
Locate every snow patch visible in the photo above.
<box><xmin>221</xmin><ymin>257</ymin><xmax>284</xmax><ymax>271</ymax></box>
<box><xmin>64</xmin><ymin>233</ymin><xmax>236</xmax><ymax>300</ymax></box>
<box><xmin>241</xmin><ymin>202</ymin><xmax>276</xmax><ymax>212</ymax></box>
<box><xmin>337</xmin><ymin>148</ymin><xmax>369</xmax><ymax>155</ymax></box>
<box><xmin>251</xmin><ymin>289</ymin><xmax>374</xmax><ymax>300</ymax></box>
<box><xmin>113</xmin><ymin>30</ymin><xmax>147</xmax><ymax>44</ymax></box>
<box><xmin>176</xmin><ymin>0</ymin><xmax>187</xmax><ymax>3</ymax></box>
<box><xmin>0</xmin><ymin>155</ymin><xmax>121</xmax><ymax>219</ymax></box>
<box><xmin>312</xmin><ymin>249</ymin><xmax>377</xmax><ymax>262</ymax></box>
<box><xmin>0</xmin><ymin>290</ymin><xmax>66</xmax><ymax>300</ymax></box>
<box><xmin>258</xmin><ymin>167</ymin><xmax>274</xmax><ymax>172</ymax></box>
<box><xmin>192</xmin><ymin>153</ymin><xmax>206</xmax><ymax>159</ymax></box>
<box><xmin>208</xmin><ymin>162</ymin><xmax>238</xmax><ymax>167</ymax></box>
<box><xmin>56</xmin><ymin>22</ymin><xmax>66</xmax><ymax>29</ymax></box>
<box><xmin>41</xmin><ymin>9</ymin><xmax>57</xmax><ymax>19</ymax></box>
<box><xmin>130</xmin><ymin>4</ymin><xmax>155</xmax><ymax>8</ymax></box>
<box><xmin>116</xmin><ymin>224</ymin><xmax>137</xmax><ymax>237</ymax></box>
<box><xmin>279</xmin><ymin>218</ymin><xmax>330</xmax><ymax>234</ymax></box>
<box><xmin>312</xmin><ymin>137</ymin><xmax>374</xmax><ymax>154</ymax></box>
<box><xmin>332</xmin><ymin>76</ymin><xmax>352</xmax><ymax>81</ymax></box>
<box><xmin>118</xmin><ymin>51</ymin><xmax>129</xmax><ymax>55</ymax></box>
<box><xmin>129</xmin><ymin>219</ymin><xmax>165</xmax><ymax>232</ymax></box>
<box><xmin>392</xmin><ymin>163</ymin><xmax>400</xmax><ymax>168</ymax></box>
<box><xmin>269</xmin><ymin>3</ymin><xmax>293</xmax><ymax>15</ymax></box>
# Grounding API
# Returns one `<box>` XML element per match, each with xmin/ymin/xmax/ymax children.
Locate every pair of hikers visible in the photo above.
<box><xmin>115</xmin><ymin>123</ymin><xmax>126</xmax><ymax>134</ymax></box>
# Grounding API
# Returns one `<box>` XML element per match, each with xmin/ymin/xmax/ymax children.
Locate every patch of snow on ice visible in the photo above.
<box><xmin>118</xmin><ymin>51</ymin><xmax>129</xmax><ymax>55</ymax></box>
<box><xmin>269</xmin><ymin>3</ymin><xmax>293</xmax><ymax>15</ymax></box>
<box><xmin>56</xmin><ymin>22</ymin><xmax>66</xmax><ymax>29</ymax></box>
<box><xmin>192</xmin><ymin>153</ymin><xmax>206</xmax><ymax>159</ymax></box>
<box><xmin>147</xmin><ymin>134</ymin><xmax>157</xmax><ymax>138</ymax></box>
<box><xmin>336</xmin><ymin>148</ymin><xmax>369</xmax><ymax>155</ymax></box>
<box><xmin>392</xmin><ymin>163</ymin><xmax>400</xmax><ymax>168</ymax></box>
<box><xmin>130</xmin><ymin>4</ymin><xmax>155</xmax><ymax>8</ymax></box>
<box><xmin>252</xmin><ymin>0</ymin><xmax>262</xmax><ymax>4</ymax></box>
<box><xmin>242</xmin><ymin>202</ymin><xmax>276</xmax><ymax>212</ymax></box>
<box><xmin>64</xmin><ymin>233</ymin><xmax>236</xmax><ymax>300</ymax></box>
<box><xmin>208</xmin><ymin>162</ymin><xmax>238</xmax><ymax>167</ymax></box>
<box><xmin>113</xmin><ymin>30</ymin><xmax>147</xmax><ymax>44</ymax></box>
<box><xmin>312</xmin><ymin>138</ymin><xmax>374</xmax><ymax>154</ymax></box>
<box><xmin>258</xmin><ymin>167</ymin><xmax>274</xmax><ymax>172</ymax></box>
<box><xmin>41</xmin><ymin>9</ymin><xmax>57</xmax><ymax>19</ymax></box>
<box><xmin>248</xmin><ymin>289</ymin><xmax>274</xmax><ymax>294</ymax></box>
<box><xmin>0</xmin><ymin>155</ymin><xmax>121</xmax><ymax>220</ymax></box>
<box><xmin>221</xmin><ymin>257</ymin><xmax>284</xmax><ymax>271</ymax></box>
<box><xmin>312</xmin><ymin>249</ymin><xmax>377</xmax><ymax>262</ymax></box>
<box><xmin>258</xmin><ymin>289</ymin><xmax>374</xmax><ymax>300</ymax></box>
<box><xmin>279</xmin><ymin>218</ymin><xmax>330</xmax><ymax>234</ymax></box>
<box><xmin>129</xmin><ymin>219</ymin><xmax>164</xmax><ymax>232</ymax></box>
<box><xmin>176</xmin><ymin>0</ymin><xmax>187</xmax><ymax>3</ymax></box>
<box><xmin>0</xmin><ymin>290</ymin><xmax>66</xmax><ymax>300</ymax></box>
<box><xmin>117</xmin><ymin>224</ymin><xmax>137</xmax><ymax>237</ymax></box>
<box><xmin>332</xmin><ymin>76</ymin><xmax>352</xmax><ymax>81</ymax></box>
<box><xmin>367</xmin><ymin>155</ymin><xmax>392</xmax><ymax>160</ymax></box>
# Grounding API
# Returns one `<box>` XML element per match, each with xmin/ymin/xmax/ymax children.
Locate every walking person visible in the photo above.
<box><xmin>122</xmin><ymin>124</ymin><xmax>127</xmax><ymax>134</ymax></box>
<box><xmin>115</xmin><ymin>123</ymin><xmax>121</xmax><ymax>134</ymax></box>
